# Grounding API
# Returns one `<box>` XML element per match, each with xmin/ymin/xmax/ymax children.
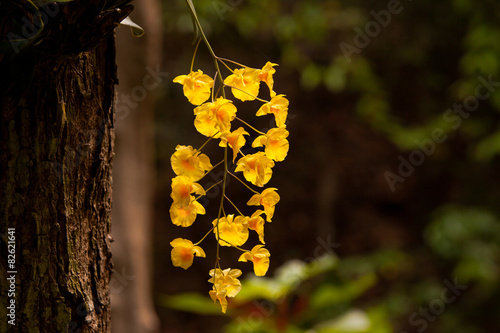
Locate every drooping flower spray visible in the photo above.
<box><xmin>169</xmin><ymin>0</ymin><xmax>290</xmax><ymax>313</ymax></box>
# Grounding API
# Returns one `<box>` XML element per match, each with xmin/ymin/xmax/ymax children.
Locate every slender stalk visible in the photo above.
<box><xmin>228</xmin><ymin>171</ymin><xmax>260</xmax><ymax>194</ymax></box>
<box><xmin>216</xmin><ymin>56</ymin><xmax>249</xmax><ymax>69</ymax></box>
<box><xmin>197</xmin><ymin>159</ymin><xmax>224</xmax><ymax>182</ymax></box>
<box><xmin>185</xmin><ymin>0</ymin><xmax>226</xmax><ymax>98</ymax></box>
<box><xmin>207</xmin><ymin>159</ymin><xmax>224</xmax><ymax>173</ymax></box>
<box><xmin>211</xmin><ymin>71</ymin><xmax>218</xmax><ymax>102</ymax></box>
<box><xmin>224</xmin><ymin>194</ymin><xmax>244</xmax><ymax>216</ymax></box>
<box><xmin>217</xmin><ymin>58</ymin><xmax>235</xmax><ymax>73</ymax></box>
<box><xmin>221</xmin><ymin>205</ymin><xmax>227</xmax><ymax>219</ymax></box>
<box><xmin>190</xmin><ymin>38</ymin><xmax>202</xmax><ymax>72</ymax></box>
<box><xmin>197</xmin><ymin>137</ymin><xmax>212</xmax><ymax>152</ymax></box>
<box><xmin>224</xmin><ymin>84</ymin><xmax>269</xmax><ymax>103</ymax></box>
<box><xmin>217</xmin><ymin>237</ymin><xmax>248</xmax><ymax>252</ymax></box>
<box><xmin>194</xmin><ymin>179</ymin><xmax>223</xmax><ymax>201</ymax></box>
<box><xmin>214</xmin><ymin>146</ymin><xmax>228</xmax><ymax>269</ymax></box>
<box><xmin>235</xmin><ymin>116</ymin><xmax>266</xmax><ymax>135</ymax></box>
<box><xmin>204</xmin><ymin>180</ymin><xmax>223</xmax><ymax>194</ymax></box>
<box><xmin>194</xmin><ymin>224</ymin><xmax>216</xmax><ymax>246</ymax></box>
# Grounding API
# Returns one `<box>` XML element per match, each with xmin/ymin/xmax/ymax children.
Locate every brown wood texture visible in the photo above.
<box><xmin>0</xmin><ymin>1</ymin><xmax>131</xmax><ymax>331</ymax></box>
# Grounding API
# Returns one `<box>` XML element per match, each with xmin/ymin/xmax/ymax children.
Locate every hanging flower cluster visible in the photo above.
<box><xmin>168</xmin><ymin>1</ymin><xmax>290</xmax><ymax>314</ymax></box>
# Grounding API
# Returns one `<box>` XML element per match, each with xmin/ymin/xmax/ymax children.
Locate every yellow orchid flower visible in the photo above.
<box><xmin>252</xmin><ymin>127</ymin><xmax>290</xmax><ymax>162</ymax></box>
<box><xmin>194</xmin><ymin>98</ymin><xmax>237</xmax><ymax>137</ymax></box>
<box><xmin>224</xmin><ymin>67</ymin><xmax>261</xmax><ymax>101</ymax></box>
<box><xmin>170</xmin><ymin>238</ymin><xmax>206</xmax><ymax>270</ymax></box>
<box><xmin>169</xmin><ymin>199</ymin><xmax>205</xmax><ymax>227</ymax></box>
<box><xmin>219</xmin><ymin>127</ymin><xmax>249</xmax><ymax>162</ymax></box>
<box><xmin>208</xmin><ymin>268</ymin><xmax>242</xmax><ymax>313</ymax></box>
<box><xmin>234</xmin><ymin>152</ymin><xmax>274</xmax><ymax>187</ymax></box>
<box><xmin>213</xmin><ymin>214</ymin><xmax>249</xmax><ymax>247</ymax></box>
<box><xmin>259</xmin><ymin>62</ymin><xmax>278</xmax><ymax>98</ymax></box>
<box><xmin>256</xmin><ymin>94</ymin><xmax>289</xmax><ymax>128</ymax></box>
<box><xmin>238</xmin><ymin>245</ymin><xmax>271</xmax><ymax>276</ymax></box>
<box><xmin>171</xmin><ymin>145</ymin><xmax>213</xmax><ymax>181</ymax></box>
<box><xmin>173</xmin><ymin>70</ymin><xmax>214</xmax><ymax>105</ymax></box>
<box><xmin>247</xmin><ymin>210</ymin><xmax>266</xmax><ymax>243</ymax></box>
<box><xmin>247</xmin><ymin>188</ymin><xmax>280</xmax><ymax>222</ymax></box>
<box><xmin>171</xmin><ymin>175</ymin><xmax>206</xmax><ymax>207</ymax></box>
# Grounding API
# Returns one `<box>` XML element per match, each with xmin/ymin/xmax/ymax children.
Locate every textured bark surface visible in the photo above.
<box><xmin>0</xmin><ymin>1</ymin><xmax>131</xmax><ymax>332</ymax></box>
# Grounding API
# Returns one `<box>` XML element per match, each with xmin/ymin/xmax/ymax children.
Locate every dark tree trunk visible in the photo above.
<box><xmin>0</xmin><ymin>1</ymin><xmax>131</xmax><ymax>332</ymax></box>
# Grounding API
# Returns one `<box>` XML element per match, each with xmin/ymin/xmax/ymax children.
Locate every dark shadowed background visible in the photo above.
<box><xmin>112</xmin><ymin>1</ymin><xmax>500</xmax><ymax>332</ymax></box>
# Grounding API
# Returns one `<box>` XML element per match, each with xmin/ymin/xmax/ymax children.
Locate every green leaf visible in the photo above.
<box><xmin>156</xmin><ymin>292</ymin><xmax>224</xmax><ymax>315</ymax></box>
<box><xmin>475</xmin><ymin>129</ymin><xmax>500</xmax><ymax>161</ymax></box>
<box><xmin>311</xmin><ymin>309</ymin><xmax>371</xmax><ymax>333</ymax></box>
<box><xmin>301</xmin><ymin>62</ymin><xmax>322</xmax><ymax>90</ymax></box>
<box><xmin>236</xmin><ymin>254</ymin><xmax>338</xmax><ymax>303</ymax></box>
<box><xmin>310</xmin><ymin>273</ymin><xmax>377</xmax><ymax>310</ymax></box>
<box><xmin>120</xmin><ymin>16</ymin><xmax>145</xmax><ymax>37</ymax></box>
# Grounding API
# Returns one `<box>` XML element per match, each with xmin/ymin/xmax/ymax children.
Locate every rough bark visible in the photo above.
<box><xmin>0</xmin><ymin>1</ymin><xmax>131</xmax><ymax>332</ymax></box>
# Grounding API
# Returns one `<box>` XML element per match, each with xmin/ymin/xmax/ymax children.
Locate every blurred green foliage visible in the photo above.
<box><xmin>158</xmin><ymin>0</ymin><xmax>500</xmax><ymax>332</ymax></box>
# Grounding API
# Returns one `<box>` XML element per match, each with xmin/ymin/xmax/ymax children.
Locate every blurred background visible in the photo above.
<box><xmin>111</xmin><ymin>0</ymin><xmax>500</xmax><ymax>332</ymax></box>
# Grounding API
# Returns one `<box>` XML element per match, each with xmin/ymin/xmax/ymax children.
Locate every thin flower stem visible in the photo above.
<box><xmin>197</xmin><ymin>159</ymin><xmax>223</xmax><ymax>183</ymax></box>
<box><xmin>214</xmin><ymin>82</ymin><xmax>223</xmax><ymax>100</ymax></box>
<box><xmin>184</xmin><ymin>0</ymin><xmax>225</xmax><ymax>98</ymax></box>
<box><xmin>228</xmin><ymin>171</ymin><xmax>260</xmax><ymax>194</ymax></box>
<box><xmin>190</xmin><ymin>38</ymin><xmax>202</xmax><ymax>72</ymax></box>
<box><xmin>197</xmin><ymin>136</ymin><xmax>214</xmax><ymax>152</ymax></box>
<box><xmin>211</xmin><ymin>71</ymin><xmax>218</xmax><ymax>102</ymax></box>
<box><xmin>194</xmin><ymin>224</ymin><xmax>216</xmax><ymax>246</ymax></box>
<box><xmin>194</xmin><ymin>179</ymin><xmax>223</xmax><ymax>201</ymax></box>
<box><xmin>235</xmin><ymin>117</ymin><xmax>266</xmax><ymax>135</ymax></box>
<box><xmin>217</xmin><ymin>58</ymin><xmax>235</xmax><ymax>73</ymax></box>
<box><xmin>216</xmin><ymin>56</ymin><xmax>249</xmax><ymax>69</ymax></box>
<box><xmin>209</xmin><ymin>159</ymin><xmax>224</xmax><ymax>172</ymax></box>
<box><xmin>214</xmin><ymin>145</ymin><xmax>228</xmax><ymax>271</ymax></box>
<box><xmin>224</xmin><ymin>84</ymin><xmax>269</xmax><ymax>103</ymax></box>
<box><xmin>205</xmin><ymin>179</ymin><xmax>223</xmax><ymax>193</ymax></box>
<box><xmin>224</xmin><ymin>194</ymin><xmax>243</xmax><ymax>216</ymax></box>
<box><xmin>217</xmin><ymin>237</ymin><xmax>249</xmax><ymax>252</ymax></box>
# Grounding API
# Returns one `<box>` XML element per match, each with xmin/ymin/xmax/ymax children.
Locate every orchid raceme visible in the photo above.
<box><xmin>173</xmin><ymin>70</ymin><xmax>214</xmax><ymax>105</ymax></box>
<box><xmin>170</xmin><ymin>238</ymin><xmax>206</xmax><ymax>270</ymax></box>
<box><xmin>247</xmin><ymin>188</ymin><xmax>280</xmax><ymax>222</ymax></box>
<box><xmin>170</xmin><ymin>1</ymin><xmax>291</xmax><ymax>314</ymax></box>
<box><xmin>213</xmin><ymin>215</ymin><xmax>249</xmax><ymax>247</ymax></box>
<box><xmin>238</xmin><ymin>245</ymin><xmax>271</xmax><ymax>276</ymax></box>
<box><xmin>219</xmin><ymin>127</ymin><xmax>249</xmax><ymax>162</ymax></box>
<box><xmin>252</xmin><ymin>127</ymin><xmax>290</xmax><ymax>162</ymax></box>
<box><xmin>194</xmin><ymin>98</ymin><xmax>237</xmax><ymax>137</ymax></box>
<box><xmin>235</xmin><ymin>152</ymin><xmax>275</xmax><ymax>187</ymax></box>
<box><xmin>256</xmin><ymin>94</ymin><xmax>289</xmax><ymax>128</ymax></box>
<box><xmin>171</xmin><ymin>145</ymin><xmax>212</xmax><ymax>181</ymax></box>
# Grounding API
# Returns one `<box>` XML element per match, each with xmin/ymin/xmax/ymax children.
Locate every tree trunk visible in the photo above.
<box><xmin>0</xmin><ymin>1</ymin><xmax>131</xmax><ymax>332</ymax></box>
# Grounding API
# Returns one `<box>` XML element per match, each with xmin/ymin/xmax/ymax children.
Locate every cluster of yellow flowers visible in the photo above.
<box><xmin>168</xmin><ymin>48</ymin><xmax>289</xmax><ymax>313</ymax></box>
